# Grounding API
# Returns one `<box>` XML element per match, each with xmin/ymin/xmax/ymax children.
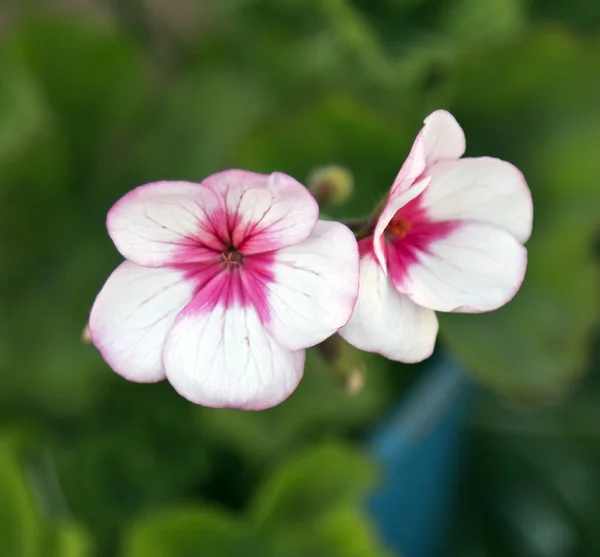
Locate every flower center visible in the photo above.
<box><xmin>221</xmin><ymin>248</ymin><xmax>244</xmax><ymax>268</ymax></box>
<box><xmin>386</xmin><ymin>218</ymin><xmax>412</xmax><ymax>239</ymax></box>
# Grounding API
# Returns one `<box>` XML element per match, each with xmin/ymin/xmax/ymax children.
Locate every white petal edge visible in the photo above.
<box><xmin>402</xmin><ymin>221</ymin><xmax>528</xmax><ymax>313</ymax></box>
<box><xmin>339</xmin><ymin>254</ymin><xmax>438</xmax><ymax>363</ymax></box>
<box><xmin>89</xmin><ymin>261</ymin><xmax>195</xmax><ymax>382</ymax></box>
<box><xmin>107</xmin><ymin>181</ymin><xmax>223</xmax><ymax>267</ymax></box>
<box><xmin>163</xmin><ymin>303</ymin><xmax>305</xmax><ymax>410</ymax></box>
<box><xmin>423</xmin><ymin>157</ymin><xmax>533</xmax><ymax>243</ymax></box>
<box><xmin>390</xmin><ymin>128</ymin><xmax>427</xmax><ymax>196</ymax></box>
<box><xmin>263</xmin><ymin>220</ymin><xmax>359</xmax><ymax>351</ymax></box>
<box><xmin>423</xmin><ymin>110</ymin><xmax>466</xmax><ymax>165</ymax></box>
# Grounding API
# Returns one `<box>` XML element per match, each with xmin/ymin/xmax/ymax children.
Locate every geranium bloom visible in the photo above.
<box><xmin>340</xmin><ymin>110</ymin><xmax>533</xmax><ymax>362</ymax></box>
<box><xmin>89</xmin><ymin>170</ymin><xmax>359</xmax><ymax>409</ymax></box>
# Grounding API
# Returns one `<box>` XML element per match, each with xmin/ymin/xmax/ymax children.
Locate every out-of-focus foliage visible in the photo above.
<box><xmin>452</xmin><ymin>341</ymin><xmax>600</xmax><ymax>557</ymax></box>
<box><xmin>0</xmin><ymin>435</ymin><xmax>91</xmax><ymax>557</ymax></box>
<box><xmin>123</xmin><ymin>444</ymin><xmax>391</xmax><ymax>557</ymax></box>
<box><xmin>0</xmin><ymin>0</ymin><xmax>599</xmax><ymax>556</ymax></box>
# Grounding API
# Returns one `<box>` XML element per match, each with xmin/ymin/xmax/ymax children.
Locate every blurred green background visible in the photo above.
<box><xmin>1</xmin><ymin>0</ymin><xmax>600</xmax><ymax>556</ymax></box>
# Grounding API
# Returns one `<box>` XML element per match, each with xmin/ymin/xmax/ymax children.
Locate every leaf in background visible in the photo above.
<box><xmin>122</xmin><ymin>507</ymin><xmax>244</xmax><ymax>557</ymax></box>
<box><xmin>0</xmin><ymin>435</ymin><xmax>95</xmax><ymax>557</ymax></box>
<box><xmin>250</xmin><ymin>443</ymin><xmax>376</xmax><ymax>526</ymax></box>
<box><xmin>121</xmin><ymin>444</ymin><xmax>389</xmax><ymax>557</ymax></box>
<box><xmin>441</xmin><ymin>0</ymin><xmax>525</xmax><ymax>45</ymax></box>
<box><xmin>127</xmin><ymin>71</ymin><xmax>272</xmax><ymax>185</ymax></box>
<box><xmin>54</xmin><ymin>381</ymin><xmax>214</xmax><ymax>550</ymax></box>
<box><xmin>0</xmin><ymin>42</ymin><xmax>47</xmax><ymax>170</ymax></box>
<box><xmin>15</xmin><ymin>17</ymin><xmax>150</xmax><ymax>170</ymax></box>
<box><xmin>266</xmin><ymin>509</ymin><xmax>394</xmax><ymax>557</ymax></box>
<box><xmin>452</xmin><ymin>390</ymin><xmax>600</xmax><ymax>557</ymax></box>
<box><xmin>0</xmin><ymin>438</ymin><xmax>41</xmax><ymax>557</ymax></box>
<box><xmin>310</xmin><ymin>508</ymin><xmax>395</xmax><ymax>557</ymax></box>
<box><xmin>529</xmin><ymin>0</ymin><xmax>600</xmax><ymax>34</ymax></box>
<box><xmin>44</xmin><ymin>522</ymin><xmax>93</xmax><ymax>557</ymax></box>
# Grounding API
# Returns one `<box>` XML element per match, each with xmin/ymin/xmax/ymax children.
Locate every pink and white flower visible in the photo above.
<box><xmin>340</xmin><ymin>110</ymin><xmax>533</xmax><ymax>363</ymax></box>
<box><xmin>89</xmin><ymin>170</ymin><xmax>359</xmax><ymax>409</ymax></box>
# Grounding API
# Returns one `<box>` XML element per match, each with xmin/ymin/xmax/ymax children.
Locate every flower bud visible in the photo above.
<box><xmin>308</xmin><ymin>165</ymin><xmax>354</xmax><ymax>206</ymax></box>
<box><xmin>82</xmin><ymin>324</ymin><xmax>92</xmax><ymax>344</ymax></box>
<box><xmin>317</xmin><ymin>335</ymin><xmax>366</xmax><ymax>396</ymax></box>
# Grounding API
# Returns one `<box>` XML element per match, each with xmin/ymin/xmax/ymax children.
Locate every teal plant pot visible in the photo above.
<box><xmin>368</xmin><ymin>358</ymin><xmax>472</xmax><ymax>557</ymax></box>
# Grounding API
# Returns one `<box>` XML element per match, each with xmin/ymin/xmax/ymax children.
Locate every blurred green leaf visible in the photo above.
<box><xmin>54</xmin><ymin>382</ymin><xmax>213</xmax><ymax>549</ymax></box>
<box><xmin>266</xmin><ymin>509</ymin><xmax>394</xmax><ymax>557</ymax></box>
<box><xmin>123</xmin><ymin>507</ymin><xmax>243</xmax><ymax>557</ymax></box>
<box><xmin>44</xmin><ymin>522</ymin><xmax>93</xmax><ymax>557</ymax></box>
<box><xmin>309</xmin><ymin>508</ymin><xmax>394</xmax><ymax>557</ymax></box>
<box><xmin>0</xmin><ymin>438</ymin><xmax>41</xmax><ymax>557</ymax></box>
<box><xmin>16</xmin><ymin>19</ymin><xmax>150</xmax><ymax>150</ymax></box>
<box><xmin>0</xmin><ymin>42</ymin><xmax>47</xmax><ymax>170</ymax></box>
<box><xmin>452</xmin><ymin>390</ymin><xmax>600</xmax><ymax>557</ymax></box>
<box><xmin>250</xmin><ymin>443</ymin><xmax>376</xmax><ymax>526</ymax></box>
<box><xmin>128</xmin><ymin>71</ymin><xmax>271</xmax><ymax>185</ymax></box>
<box><xmin>442</xmin><ymin>0</ymin><xmax>525</xmax><ymax>45</ymax></box>
<box><xmin>122</xmin><ymin>444</ymin><xmax>387</xmax><ymax>557</ymax></box>
<box><xmin>530</xmin><ymin>0</ymin><xmax>600</xmax><ymax>34</ymax></box>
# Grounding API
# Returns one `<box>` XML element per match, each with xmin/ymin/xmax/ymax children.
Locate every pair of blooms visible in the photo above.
<box><xmin>89</xmin><ymin>110</ymin><xmax>532</xmax><ymax>410</ymax></box>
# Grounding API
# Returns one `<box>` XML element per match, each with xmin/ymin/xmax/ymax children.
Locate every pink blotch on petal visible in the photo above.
<box><xmin>386</xmin><ymin>221</ymin><xmax>460</xmax><ymax>293</ymax></box>
<box><xmin>176</xmin><ymin>253</ymin><xmax>276</xmax><ymax>324</ymax></box>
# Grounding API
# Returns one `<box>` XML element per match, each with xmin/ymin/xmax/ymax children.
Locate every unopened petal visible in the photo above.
<box><xmin>400</xmin><ymin>221</ymin><xmax>527</xmax><ymax>313</ymax></box>
<box><xmin>107</xmin><ymin>181</ymin><xmax>223</xmax><ymax>267</ymax></box>
<box><xmin>390</xmin><ymin>128</ymin><xmax>428</xmax><ymax>196</ymax></box>
<box><xmin>372</xmin><ymin>177</ymin><xmax>430</xmax><ymax>273</ymax></box>
<box><xmin>263</xmin><ymin>221</ymin><xmax>359</xmax><ymax>351</ymax></box>
<box><xmin>422</xmin><ymin>157</ymin><xmax>533</xmax><ymax>242</ymax></box>
<box><xmin>163</xmin><ymin>304</ymin><xmax>305</xmax><ymax>410</ymax></box>
<box><xmin>422</xmin><ymin>110</ymin><xmax>466</xmax><ymax>165</ymax></box>
<box><xmin>202</xmin><ymin>170</ymin><xmax>319</xmax><ymax>254</ymax></box>
<box><xmin>89</xmin><ymin>262</ymin><xmax>195</xmax><ymax>382</ymax></box>
<box><xmin>339</xmin><ymin>254</ymin><xmax>438</xmax><ymax>363</ymax></box>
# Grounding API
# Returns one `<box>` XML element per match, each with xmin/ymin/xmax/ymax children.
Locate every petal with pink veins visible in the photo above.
<box><xmin>89</xmin><ymin>261</ymin><xmax>195</xmax><ymax>382</ymax></box>
<box><xmin>202</xmin><ymin>170</ymin><xmax>319</xmax><ymax>254</ymax></box>
<box><xmin>262</xmin><ymin>220</ymin><xmax>359</xmax><ymax>351</ymax></box>
<box><xmin>422</xmin><ymin>110</ymin><xmax>466</xmax><ymax>165</ymax></box>
<box><xmin>422</xmin><ymin>157</ymin><xmax>533</xmax><ymax>242</ymax></box>
<box><xmin>163</xmin><ymin>304</ymin><xmax>305</xmax><ymax>410</ymax></box>
<box><xmin>395</xmin><ymin>221</ymin><xmax>528</xmax><ymax>313</ymax></box>
<box><xmin>339</xmin><ymin>254</ymin><xmax>438</xmax><ymax>363</ymax></box>
<box><xmin>107</xmin><ymin>181</ymin><xmax>224</xmax><ymax>267</ymax></box>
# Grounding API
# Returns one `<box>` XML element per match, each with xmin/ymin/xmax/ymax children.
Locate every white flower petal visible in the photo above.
<box><xmin>89</xmin><ymin>262</ymin><xmax>195</xmax><ymax>382</ymax></box>
<box><xmin>107</xmin><ymin>181</ymin><xmax>223</xmax><ymax>267</ymax></box>
<box><xmin>202</xmin><ymin>170</ymin><xmax>319</xmax><ymax>254</ymax></box>
<box><xmin>423</xmin><ymin>110</ymin><xmax>466</xmax><ymax>165</ymax></box>
<box><xmin>423</xmin><ymin>157</ymin><xmax>533</xmax><ymax>242</ymax></box>
<box><xmin>163</xmin><ymin>304</ymin><xmax>305</xmax><ymax>410</ymax></box>
<box><xmin>107</xmin><ymin>171</ymin><xmax>318</xmax><ymax>268</ymax></box>
<box><xmin>263</xmin><ymin>220</ymin><xmax>359</xmax><ymax>351</ymax></box>
<box><xmin>399</xmin><ymin>221</ymin><xmax>527</xmax><ymax>313</ymax></box>
<box><xmin>339</xmin><ymin>254</ymin><xmax>438</xmax><ymax>363</ymax></box>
